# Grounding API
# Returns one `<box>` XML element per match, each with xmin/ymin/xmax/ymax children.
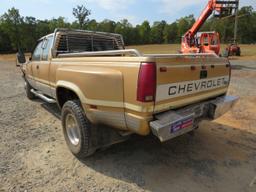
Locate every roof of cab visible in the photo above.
<box><xmin>38</xmin><ymin>33</ymin><xmax>54</xmax><ymax>41</ymax></box>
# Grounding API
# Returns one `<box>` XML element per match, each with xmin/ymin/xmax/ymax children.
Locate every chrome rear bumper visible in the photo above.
<box><xmin>150</xmin><ymin>95</ymin><xmax>239</xmax><ymax>142</ymax></box>
<box><xmin>208</xmin><ymin>95</ymin><xmax>239</xmax><ymax>119</ymax></box>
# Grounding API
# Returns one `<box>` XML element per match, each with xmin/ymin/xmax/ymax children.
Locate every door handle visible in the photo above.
<box><xmin>36</xmin><ymin>65</ymin><xmax>39</xmax><ymax>69</ymax></box>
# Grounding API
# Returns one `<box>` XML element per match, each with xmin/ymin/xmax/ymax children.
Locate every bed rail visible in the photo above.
<box><xmin>58</xmin><ymin>49</ymin><xmax>143</xmax><ymax>58</ymax></box>
<box><xmin>144</xmin><ymin>53</ymin><xmax>219</xmax><ymax>58</ymax></box>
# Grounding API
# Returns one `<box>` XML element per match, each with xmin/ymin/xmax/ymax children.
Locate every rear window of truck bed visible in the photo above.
<box><xmin>56</xmin><ymin>33</ymin><xmax>120</xmax><ymax>54</ymax></box>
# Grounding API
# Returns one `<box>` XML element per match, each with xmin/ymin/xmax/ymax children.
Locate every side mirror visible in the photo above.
<box><xmin>16</xmin><ymin>51</ymin><xmax>26</xmax><ymax>67</ymax></box>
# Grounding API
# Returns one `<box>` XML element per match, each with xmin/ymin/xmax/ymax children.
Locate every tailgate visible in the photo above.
<box><xmin>153</xmin><ymin>55</ymin><xmax>230</xmax><ymax>113</ymax></box>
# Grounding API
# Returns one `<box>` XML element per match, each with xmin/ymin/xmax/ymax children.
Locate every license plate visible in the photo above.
<box><xmin>200</xmin><ymin>70</ymin><xmax>208</xmax><ymax>79</ymax></box>
<box><xmin>170</xmin><ymin>116</ymin><xmax>194</xmax><ymax>133</ymax></box>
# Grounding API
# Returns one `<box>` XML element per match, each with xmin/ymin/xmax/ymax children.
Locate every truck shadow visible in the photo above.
<box><xmin>80</xmin><ymin>123</ymin><xmax>256</xmax><ymax>191</ymax></box>
<box><xmin>40</xmin><ymin>102</ymin><xmax>61</xmax><ymax>119</ymax></box>
<box><xmin>40</xmin><ymin>102</ymin><xmax>256</xmax><ymax>191</ymax></box>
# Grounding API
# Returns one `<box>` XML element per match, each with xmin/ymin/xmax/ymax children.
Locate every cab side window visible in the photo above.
<box><xmin>42</xmin><ymin>36</ymin><xmax>53</xmax><ymax>61</ymax></box>
<box><xmin>32</xmin><ymin>41</ymin><xmax>43</xmax><ymax>61</ymax></box>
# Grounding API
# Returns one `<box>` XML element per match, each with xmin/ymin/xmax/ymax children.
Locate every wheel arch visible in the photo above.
<box><xmin>56</xmin><ymin>81</ymin><xmax>86</xmax><ymax>109</ymax></box>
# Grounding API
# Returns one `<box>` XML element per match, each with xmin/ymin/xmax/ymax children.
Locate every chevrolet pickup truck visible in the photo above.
<box><xmin>17</xmin><ymin>28</ymin><xmax>238</xmax><ymax>159</ymax></box>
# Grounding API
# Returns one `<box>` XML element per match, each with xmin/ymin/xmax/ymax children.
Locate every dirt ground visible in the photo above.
<box><xmin>1</xmin><ymin>58</ymin><xmax>256</xmax><ymax>192</ymax></box>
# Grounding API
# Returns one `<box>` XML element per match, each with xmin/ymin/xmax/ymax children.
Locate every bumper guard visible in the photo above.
<box><xmin>150</xmin><ymin>95</ymin><xmax>239</xmax><ymax>142</ymax></box>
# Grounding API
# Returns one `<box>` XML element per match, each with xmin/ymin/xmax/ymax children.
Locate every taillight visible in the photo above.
<box><xmin>137</xmin><ymin>62</ymin><xmax>156</xmax><ymax>102</ymax></box>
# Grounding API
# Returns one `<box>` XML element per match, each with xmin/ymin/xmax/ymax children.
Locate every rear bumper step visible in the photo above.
<box><xmin>150</xmin><ymin>95</ymin><xmax>239</xmax><ymax>142</ymax></box>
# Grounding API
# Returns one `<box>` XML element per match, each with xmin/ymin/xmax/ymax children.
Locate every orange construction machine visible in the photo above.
<box><xmin>181</xmin><ymin>0</ymin><xmax>239</xmax><ymax>55</ymax></box>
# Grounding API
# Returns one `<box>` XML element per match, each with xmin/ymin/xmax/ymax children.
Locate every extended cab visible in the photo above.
<box><xmin>17</xmin><ymin>29</ymin><xmax>238</xmax><ymax>159</ymax></box>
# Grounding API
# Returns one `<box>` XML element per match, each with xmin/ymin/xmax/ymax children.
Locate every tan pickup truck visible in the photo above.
<box><xmin>17</xmin><ymin>28</ymin><xmax>238</xmax><ymax>159</ymax></box>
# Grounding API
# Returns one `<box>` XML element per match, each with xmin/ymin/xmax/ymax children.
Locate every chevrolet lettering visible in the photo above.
<box><xmin>157</xmin><ymin>76</ymin><xmax>229</xmax><ymax>101</ymax></box>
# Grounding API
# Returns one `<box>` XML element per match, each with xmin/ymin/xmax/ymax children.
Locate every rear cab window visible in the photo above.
<box><xmin>56</xmin><ymin>32</ymin><xmax>121</xmax><ymax>55</ymax></box>
<box><xmin>42</xmin><ymin>36</ymin><xmax>53</xmax><ymax>61</ymax></box>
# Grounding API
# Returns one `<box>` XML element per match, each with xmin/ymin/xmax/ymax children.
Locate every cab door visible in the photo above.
<box><xmin>36</xmin><ymin>36</ymin><xmax>53</xmax><ymax>97</ymax></box>
<box><xmin>31</xmin><ymin>40</ymin><xmax>43</xmax><ymax>90</ymax></box>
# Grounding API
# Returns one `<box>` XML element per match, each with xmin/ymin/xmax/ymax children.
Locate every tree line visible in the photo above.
<box><xmin>0</xmin><ymin>5</ymin><xmax>255</xmax><ymax>53</ymax></box>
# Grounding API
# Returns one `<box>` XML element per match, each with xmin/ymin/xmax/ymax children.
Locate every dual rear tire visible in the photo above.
<box><xmin>61</xmin><ymin>100</ymin><xmax>129</xmax><ymax>159</ymax></box>
<box><xmin>61</xmin><ymin>100</ymin><xmax>96</xmax><ymax>159</ymax></box>
<box><xmin>25</xmin><ymin>82</ymin><xmax>126</xmax><ymax>159</ymax></box>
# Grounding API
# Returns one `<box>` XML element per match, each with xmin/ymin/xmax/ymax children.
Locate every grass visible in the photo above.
<box><xmin>235</xmin><ymin>44</ymin><xmax>256</xmax><ymax>60</ymax></box>
<box><xmin>0</xmin><ymin>53</ymin><xmax>31</xmax><ymax>62</ymax></box>
<box><xmin>0</xmin><ymin>44</ymin><xmax>255</xmax><ymax>61</ymax></box>
<box><xmin>0</xmin><ymin>54</ymin><xmax>17</xmax><ymax>61</ymax></box>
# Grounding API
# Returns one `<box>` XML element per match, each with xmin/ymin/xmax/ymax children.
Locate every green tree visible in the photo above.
<box><xmin>237</xmin><ymin>6</ymin><xmax>255</xmax><ymax>43</ymax></box>
<box><xmin>98</xmin><ymin>19</ymin><xmax>116</xmax><ymax>33</ymax></box>
<box><xmin>150</xmin><ymin>20</ymin><xmax>166</xmax><ymax>44</ymax></box>
<box><xmin>169</xmin><ymin>22</ymin><xmax>179</xmax><ymax>43</ymax></box>
<box><xmin>138</xmin><ymin>21</ymin><xmax>151</xmax><ymax>44</ymax></box>
<box><xmin>0</xmin><ymin>7</ymin><xmax>23</xmax><ymax>51</ymax></box>
<box><xmin>177</xmin><ymin>15</ymin><xmax>195</xmax><ymax>38</ymax></box>
<box><xmin>87</xmin><ymin>19</ymin><xmax>98</xmax><ymax>31</ymax></box>
<box><xmin>72</xmin><ymin>5</ymin><xmax>91</xmax><ymax>29</ymax></box>
<box><xmin>0</xmin><ymin>6</ymin><xmax>255</xmax><ymax>53</ymax></box>
<box><xmin>129</xmin><ymin>26</ymin><xmax>140</xmax><ymax>45</ymax></box>
<box><xmin>49</xmin><ymin>17</ymin><xmax>70</xmax><ymax>32</ymax></box>
<box><xmin>114</xmin><ymin>19</ymin><xmax>133</xmax><ymax>45</ymax></box>
<box><xmin>0</xmin><ymin>27</ymin><xmax>12</xmax><ymax>53</ymax></box>
<box><xmin>163</xmin><ymin>24</ymin><xmax>171</xmax><ymax>43</ymax></box>
<box><xmin>35</xmin><ymin>20</ymin><xmax>51</xmax><ymax>40</ymax></box>
<box><xmin>22</xmin><ymin>17</ymin><xmax>37</xmax><ymax>51</ymax></box>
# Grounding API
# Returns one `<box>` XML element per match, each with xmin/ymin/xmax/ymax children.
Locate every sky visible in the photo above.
<box><xmin>0</xmin><ymin>0</ymin><xmax>255</xmax><ymax>25</ymax></box>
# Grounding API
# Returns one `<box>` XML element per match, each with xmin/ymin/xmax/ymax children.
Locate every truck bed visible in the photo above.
<box><xmin>56</xmin><ymin>50</ymin><xmax>230</xmax><ymax>114</ymax></box>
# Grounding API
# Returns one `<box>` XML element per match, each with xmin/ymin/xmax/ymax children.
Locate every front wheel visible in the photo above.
<box><xmin>24</xmin><ymin>81</ymin><xmax>36</xmax><ymax>100</ymax></box>
<box><xmin>61</xmin><ymin>100</ymin><xmax>95</xmax><ymax>159</ymax></box>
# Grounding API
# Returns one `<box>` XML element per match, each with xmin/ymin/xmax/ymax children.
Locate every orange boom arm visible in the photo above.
<box><xmin>181</xmin><ymin>0</ymin><xmax>239</xmax><ymax>54</ymax></box>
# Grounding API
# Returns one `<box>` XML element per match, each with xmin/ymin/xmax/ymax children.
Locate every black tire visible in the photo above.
<box><xmin>236</xmin><ymin>48</ymin><xmax>241</xmax><ymax>56</ymax></box>
<box><xmin>61</xmin><ymin>100</ymin><xmax>95</xmax><ymax>159</ymax></box>
<box><xmin>25</xmin><ymin>81</ymin><xmax>36</xmax><ymax>100</ymax></box>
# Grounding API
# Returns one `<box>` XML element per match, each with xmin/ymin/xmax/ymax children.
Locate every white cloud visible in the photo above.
<box><xmin>86</xmin><ymin>0</ymin><xmax>137</xmax><ymax>23</ymax></box>
<box><xmin>157</xmin><ymin>0</ymin><xmax>203</xmax><ymax>14</ymax></box>
<box><xmin>25</xmin><ymin>0</ymin><xmax>52</xmax><ymax>5</ymax></box>
<box><xmin>88</xmin><ymin>0</ymin><xmax>135</xmax><ymax>12</ymax></box>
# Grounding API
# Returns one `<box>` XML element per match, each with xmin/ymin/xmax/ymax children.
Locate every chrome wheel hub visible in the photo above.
<box><xmin>24</xmin><ymin>82</ymin><xmax>27</xmax><ymax>90</ymax></box>
<box><xmin>66</xmin><ymin>114</ymin><xmax>80</xmax><ymax>146</ymax></box>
